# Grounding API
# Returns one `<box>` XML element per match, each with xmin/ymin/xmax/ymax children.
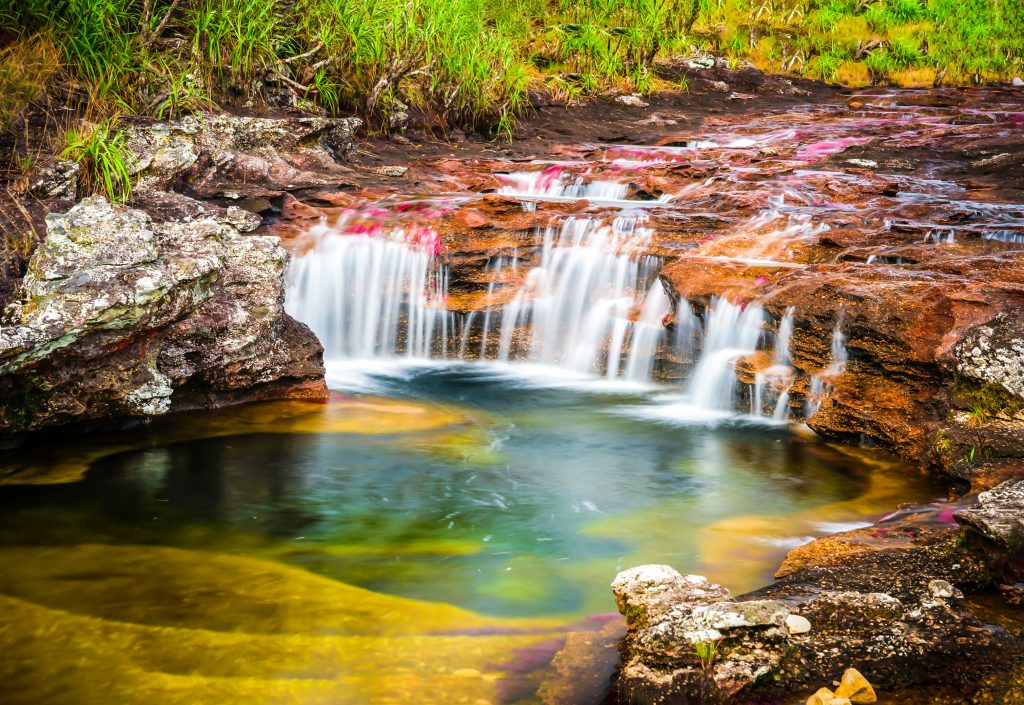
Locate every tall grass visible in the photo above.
<box><xmin>0</xmin><ymin>0</ymin><xmax>1022</xmax><ymax>138</ymax></box>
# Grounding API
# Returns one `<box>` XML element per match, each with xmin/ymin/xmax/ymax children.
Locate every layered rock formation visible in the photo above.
<box><xmin>0</xmin><ymin>197</ymin><xmax>326</xmax><ymax>445</ymax></box>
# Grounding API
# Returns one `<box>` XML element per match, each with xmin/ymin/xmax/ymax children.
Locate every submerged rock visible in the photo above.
<box><xmin>0</xmin><ymin>196</ymin><xmax>326</xmax><ymax>444</ymax></box>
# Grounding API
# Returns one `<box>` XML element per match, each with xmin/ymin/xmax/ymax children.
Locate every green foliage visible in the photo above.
<box><xmin>691</xmin><ymin>638</ymin><xmax>720</xmax><ymax>671</ymax></box>
<box><xmin>60</xmin><ymin>120</ymin><xmax>133</xmax><ymax>203</ymax></box>
<box><xmin>0</xmin><ymin>32</ymin><xmax>61</xmax><ymax>131</ymax></box>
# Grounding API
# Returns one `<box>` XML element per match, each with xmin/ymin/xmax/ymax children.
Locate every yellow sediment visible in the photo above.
<box><xmin>0</xmin><ymin>544</ymin><xmax>568</xmax><ymax>705</ymax></box>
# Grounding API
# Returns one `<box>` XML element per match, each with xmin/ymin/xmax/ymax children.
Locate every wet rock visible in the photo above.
<box><xmin>0</xmin><ymin>196</ymin><xmax>326</xmax><ymax>443</ymax></box>
<box><xmin>124</xmin><ymin>113</ymin><xmax>362</xmax><ymax>199</ymax></box>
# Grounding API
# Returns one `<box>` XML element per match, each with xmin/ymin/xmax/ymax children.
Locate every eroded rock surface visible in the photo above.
<box><xmin>0</xmin><ymin>196</ymin><xmax>326</xmax><ymax>443</ymax></box>
<box><xmin>125</xmin><ymin>113</ymin><xmax>362</xmax><ymax>199</ymax></box>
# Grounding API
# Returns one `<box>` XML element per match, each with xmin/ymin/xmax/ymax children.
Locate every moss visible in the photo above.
<box><xmin>954</xmin><ymin>375</ymin><xmax>1024</xmax><ymax>420</ymax></box>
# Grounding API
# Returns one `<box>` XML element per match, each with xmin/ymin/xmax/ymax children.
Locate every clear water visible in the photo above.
<box><xmin>0</xmin><ymin>365</ymin><xmax>940</xmax><ymax>705</ymax></box>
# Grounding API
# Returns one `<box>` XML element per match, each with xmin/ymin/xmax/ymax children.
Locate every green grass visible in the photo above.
<box><xmin>0</xmin><ymin>0</ymin><xmax>1021</xmax><ymax>138</ymax></box>
<box><xmin>59</xmin><ymin>119</ymin><xmax>134</xmax><ymax>203</ymax></box>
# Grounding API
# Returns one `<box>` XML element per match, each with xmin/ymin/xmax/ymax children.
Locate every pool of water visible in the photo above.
<box><xmin>0</xmin><ymin>363</ymin><xmax>943</xmax><ymax>705</ymax></box>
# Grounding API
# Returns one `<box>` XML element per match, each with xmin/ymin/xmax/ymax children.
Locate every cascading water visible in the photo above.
<box><xmin>685</xmin><ymin>298</ymin><xmax>766</xmax><ymax>411</ymax></box>
<box><xmin>494</xmin><ymin>216</ymin><xmax>669</xmax><ymax>380</ymax></box>
<box><xmin>753</xmin><ymin>307</ymin><xmax>796</xmax><ymax>420</ymax></box>
<box><xmin>807</xmin><ymin>315</ymin><xmax>849</xmax><ymax>416</ymax></box>
<box><xmin>285</xmin><ymin>221</ymin><xmax>451</xmax><ymax>362</ymax></box>
<box><xmin>498</xmin><ymin>167</ymin><xmax>674</xmax><ymax>208</ymax></box>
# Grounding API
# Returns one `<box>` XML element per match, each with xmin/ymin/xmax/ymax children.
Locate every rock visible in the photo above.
<box><xmin>828</xmin><ymin>699</ymin><xmax>852</xmax><ymax>705</ymax></box>
<box><xmin>373</xmin><ymin>165</ymin><xmax>409</xmax><ymax>177</ymax></box>
<box><xmin>1012</xmin><ymin>77</ymin><xmax>1024</xmax><ymax>87</ymax></box>
<box><xmin>955</xmin><ymin>309</ymin><xmax>1024</xmax><ymax>403</ymax></box>
<box><xmin>834</xmin><ymin>668</ymin><xmax>876</xmax><ymax>703</ymax></box>
<box><xmin>0</xmin><ymin>196</ymin><xmax>327</xmax><ymax>443</ymax></box>
<box><xmin>29</xmin><ymin>159</ymin><xmax>79</xmax><ymax>200</ymax></box>
<box><xmin>955</xmin><ymin>479</ymin><xmax>1024</xmax><ymax>551</ymax></box>
<box><xmin>786</xmin><ymin>613</ymin><xmax>812</xmax><ymax>634</ymax></box>
<box><xmin>845</xmin><ymin>158</ymin><xmax>878</xmax><ymax>169</ymax></box>
<box><xmin>806</xmin><ymin>687</ymin><xmax>835</xmax><ymax>705</ymax></box>
<box><xmin>614</xmin><ymin>94</ymin><xmax>648</xmax><ymax>107</ymax></box>
<box><xmin>612</xmin><ymin>567</ymin><xmax>789</xmax><ymax>701</ymax></box>
<box><xmin>954</xmin><ymin>480</ymin><xmax>1024</xmax><ymax>578</ymax></box>
<box><xmin>123</xmin><ymin>114</ymin><xmax>362</xmax><ymax>199</ymax></box>
<box><xmin>927</xmin><ymin>579</ymin><xmax>959</xmax><ymax>599</ymax></box>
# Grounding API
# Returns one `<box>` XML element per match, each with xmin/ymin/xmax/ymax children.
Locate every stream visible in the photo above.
<box><xmin>2</xmin><ymin>88</ymin><xmax>1022</xmax><ymax>705</ymax></box>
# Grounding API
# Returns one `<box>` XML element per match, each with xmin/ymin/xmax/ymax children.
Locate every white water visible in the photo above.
<box><xmin>752</xmin><ymin>307</ymin><xmax>796</xmax><ymax>420</ymax></box>
<box><xmin>495</xmin><ymin>217</ymin><xmax>668</xmax><ymax>379</ymax></box>
<box><xmin>807</xmin><ymin>315</ymin><xmax>848</xmax><ymax>417</ymax></box>
<box><xmin>498</xmin><ymin>170</ymin><xmax>674</xmax><ymax>208</ymax></box>
<box><xmin>685</xmin><ymin>298</ymin><xmax>765</xmax><ymax>411</ymax></box>
<box><xmin>285</xmin><ymin>226</ymin><xmax>450</xmax><ymax>361</ymax></box>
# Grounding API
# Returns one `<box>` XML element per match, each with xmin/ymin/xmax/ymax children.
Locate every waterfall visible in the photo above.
<box><xmin>685</xmin><ymin>298</ymin><xmax>765</xmax><ymax>410</ymax></box>
<box><xmin>497</xmin><ymin>168</ymin><xmax>674</xmax><ymax>207</ymax></box>
<box><xmin>493</xmin><ymin>217</ymin><xmax>667</xmax><ymax>379</ymax></box>
<box><xmin>285</xmin><ymin>224</ymin><xmax>450</xmax><ymax>360</ymax></box>
<box><xmin>752</xmin><ymin>307</ymin><xmax>796</xmax><ymax>420</ymax></box>
<box><xmin>806</xmin><ymin>314</ymin><xmax>848</xmax><ymax>417</ymax></box>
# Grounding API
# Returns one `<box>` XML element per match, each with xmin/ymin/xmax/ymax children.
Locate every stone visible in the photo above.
<box><xmin>806</xmin><ymin>687</ymin><xmax>836</xmax><ymax>705</ymax></box>
<box><xmin>834</xmin><ymin>668</ymin><xmax>876</xmax><ymax>703</ymax></box>
<box><xmin>828</xmin><ymin>699</ymin><xmax>852</xmax><ymax>705</ymax></box>
<box><xmin>0</xmin><ymin>196</ymin><xmax>327</xmax><ymax>442</ymax></box>
<box><xmin>1012</xmin><ymin>77</ymin><xmax>1024</xmax><ymax>86</ymax></box>
<box><xmin>373</xmin><ymin>165</ymin><xmax>409</xmax><ymax>177</ymax></box>
<box><xmin>786</xmin><ymin>613</ymin><xmax>812</xmax><ymax>634</ymax></box>
<box><xmin>846</xmin><ymin>158</ymin><xmax>878</xmax><ymax>169</ymax></box>
<box><xmin>612</xmin><ymin>567</ymin><xmax>790</xmax><ymax>701</ymax></box>
<box><xmin>955</xmin><ymin>479</ymin><xmax>1024</xmax><ymax>551</ymax></box>
<box><xmin>123</xmin><ymin>114</ymin><xmax>362</xmax><ymax>199</ymax></box>
<box><xmin>927</xmin><ymin>579</ymin><xmax>959</xmax><ymax>599</ymax></box>
<box><xmin>614</xmin><ymin>94</ymin><xmax>648</xmax><ymax>107</ymax></box>
<box><xmin>955</xmin><ymin>310</ymin><xmax>1024</xmax><ymax>403</ymax></box>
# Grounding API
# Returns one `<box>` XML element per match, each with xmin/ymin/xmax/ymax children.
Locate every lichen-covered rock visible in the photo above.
<box><xmin>955</xmin><ymin>479</ymin><xmax>1024</xmax><ymax>584</ymax></box>
<box><xmin>612</xmin><ymin>566</ymin><xmax>790</xmax><ymax>702</ymax></box>
<box><xmin>0</xmin><ymin>196</ymin><xmax>326</xmax><ymax>443</ymax></box>
<box><xmin>955</xmin><ymin>310</ymin><xmax>1024</xmax><ymax>403</ymax></box>
<box><xmin>124</xmin><ymin>113</ymin><xmax>362</xmax><ymax>199</ymax></box>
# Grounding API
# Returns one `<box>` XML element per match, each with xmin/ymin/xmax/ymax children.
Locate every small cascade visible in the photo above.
<box><xmin>752</xmin><ymin>307</ymin><xmax>796</xmax><ymax>421</ymax></box>
<box><xmin>494</xmin><ymin>216</ymin><xmax>667</xmax><ymax>379</ymax></box>
<box><xmin>285</xmin><ymin>222</ymin><xmax>450</xmax><ymax>360</ymax></box>
<box><xmin>685</xmin><ymin>298</ymin><xmax>765</xmax><ymax>411</ymax></box>
<box><xmin>673</xmin><ymin>298</ymin><xmax>701</xmax><ymax>368</ymax></box>
<box><xmin>497</xmin><ymin>167</ymin><xmax>673</xmax><ymax>207</ymax></box>
<box><xmin>807</xmin><ymin>315</ymin><xmax>848</xmax><ymax>417</ymax></box>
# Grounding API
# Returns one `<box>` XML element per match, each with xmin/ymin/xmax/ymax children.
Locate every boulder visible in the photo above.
<box><xmin>611</xmin><ymin>566</ymin><xmax>790</xmax><ymax>702</ymax></box>
<box><xmin>0</xmin><ymin>196</ymin><xmax>327</xmax><ymax>444</ymax></box>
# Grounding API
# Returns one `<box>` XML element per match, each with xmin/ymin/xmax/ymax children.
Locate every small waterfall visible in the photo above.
<box><xmin>806</xmin><ymin>314</ymin><xmax>848</xmax><ymax>417</ymax></box>
<box><xmin>685</xmin><ymin>298</ymin><xmax>765</xmax><ymax>410</ymax></box>
<box><xmin>497</xmin><ymin>168</ymin><xmax>673</xmax><ymax>207</ymax></box>
<box><xmin>494</xmin><ymin>217</ymin><xmax>667</xmax><ymax>379</ymax></box>
<box><xmin>673</xmin><ymin>298</ymin><xmax>701</xmax><ymax>368</ymax></box>
<box><xmin>752</xmin><ymin>307</ymin><xmax>796</xmax><ymax>420</ymax></box>
<box><xmin>285</xmin><ymin>224</ymin><xmax>450</xmax><ymax>360</ymax></box>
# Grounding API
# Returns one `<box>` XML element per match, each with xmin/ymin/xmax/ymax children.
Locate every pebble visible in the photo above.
<box><xmin>786</xmin><ymin>614</ymin><xmax>812</xmax><ymax>634</ymax></box>
<box><xmin>373</xmin><ymin>165</ymin><xmax>408</xmax><ymax>177</ymax></box>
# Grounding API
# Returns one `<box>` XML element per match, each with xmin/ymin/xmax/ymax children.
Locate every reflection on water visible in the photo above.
<box><xmin>0</xmin><ymin>365</ymin><xmax>943</xmax><ymax>705</ymax></box>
